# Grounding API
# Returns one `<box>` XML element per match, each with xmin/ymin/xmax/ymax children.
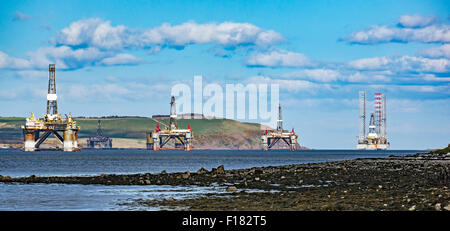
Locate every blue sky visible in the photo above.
<box><xmin>0</xmin><ymin>0</ymin><xmax>449</xmax><ymax>149</ymax></box>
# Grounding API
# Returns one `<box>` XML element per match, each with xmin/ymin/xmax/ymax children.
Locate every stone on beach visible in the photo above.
<box><xmin>227</xmin><ymin>186</ymin><xmax>238</xmax><ymax>192</ymax></box>
<box><xmin>181</xmin><ymin>171</ymin><xmax>190</xmax><ymax>179</ymax></box>
<box><xmin>197</xmin><ymin>168</ymin><xmax>209</xmax><ymax>174</ymax></box>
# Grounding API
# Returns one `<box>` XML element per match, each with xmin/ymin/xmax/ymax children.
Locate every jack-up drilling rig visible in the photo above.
<box><xmin>357</xmin><ymin>91</ymin><xmax>389</xmax><ymax>150</ymax></box>
<box><xmin>21</xmin><ymin>64</ymin><xmax>80</xmax><ymax>152</ymax></box>
<box><xmin>261</xmin><ymin>104</ymin><xmax>298</xmax><ymax>150</ymax></box>
<box><xmin>87</xmin><ymin>120</ymin><xmax>112</xmax><ymax>148</ymax></box>
<box><xmin>146</xmin><ymin>96</ymin><xmax>193</xmax><ymax>151</ymax></box>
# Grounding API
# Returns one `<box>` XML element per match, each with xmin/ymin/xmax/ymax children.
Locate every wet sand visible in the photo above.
<box><xmin>1</xmin><ymin>152</ymin><xmax>449</xmax><ymax>211</ymax></box>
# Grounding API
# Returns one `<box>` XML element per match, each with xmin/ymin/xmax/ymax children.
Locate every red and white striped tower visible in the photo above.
<box><xmin>374</xmin><ymin>93</ymin><xmax>383</xmax><ymax>137</ymax></box>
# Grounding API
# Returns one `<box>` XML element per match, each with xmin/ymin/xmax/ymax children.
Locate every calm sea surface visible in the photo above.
<box><xmin>0</xmin><ymin>149</ymin><xmax>424</xmax><ymax>210</ymax></box>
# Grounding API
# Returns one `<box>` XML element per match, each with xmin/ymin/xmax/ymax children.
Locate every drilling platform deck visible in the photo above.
<box><xmin>21</xmin><ymin>64</ymin><xmax>80</xmax><ymax>152</ymax></box>
<box><xmin>357</xmin><ymin>91</ymin><xmax>390</xmax><ymax>150</ymax></box>
<box><xmin>146</xmin><ymin>96</ymin><xmax>193</xmax><ymax>151</ymax></box>
<box><xmin>87</xmin><ymin>120</ymin><xmax>112</xmax><ymax>148</ymax></box>
<box><xmin>261</xmin><ymin>104</ymin><xmax>298</xmax><ymax>150</ymax></box>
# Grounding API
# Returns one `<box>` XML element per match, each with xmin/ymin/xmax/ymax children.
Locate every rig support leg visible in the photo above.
<box><xmin>24</xmin><ymin>130</ymin><xmax>36</xmax><ymax>152</ymax></box>
<box><xmin>261</xmin><ymin>135</ymin><xmax>268</xmax><ymax>150</ymax></box>
<box><xmin>153</xmin><ymin>142</ymin><xmax>160</xmax><ymax>151</ymax></box>
<box><xmin>185</xmin><ymin>137</ymin><xmax>192</xmax><ymax>151</ymax></box>
<box><xmin>63</xmin><ymin>129</ymin><xmax>75</xmax><ymax>152</ymax></box>
<box><xmin>152</xmin><ymin>134</ymin><xmax>160</xmax><ymax>151</ymax></box>
<box><xmin>73</xmin><ymin>130</ymin><xmax>79</xmax><ymax>150</ymax></box>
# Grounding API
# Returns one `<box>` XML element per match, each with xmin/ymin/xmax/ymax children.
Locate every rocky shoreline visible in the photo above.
<box><xmin>1</xmin><ymin>152</ymin><xmax>449</xmax><ymax>211</ymax></box>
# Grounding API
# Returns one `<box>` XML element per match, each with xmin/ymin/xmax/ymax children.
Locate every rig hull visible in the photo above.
<box><xmin>357</xmin><ymin>143</ymin><xmax>390</xmax><ymax>150</ymax></box>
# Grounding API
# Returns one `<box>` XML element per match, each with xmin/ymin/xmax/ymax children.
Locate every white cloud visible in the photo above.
<box><xmin>343</xmin><ymin>14</ymin><xmax>449</xmax><ymax>44</ymax></box>
<box><xmin>25</xmin><ymin>46</ymin><xmax>110</xmax><ymax>69</ymax></box>
<box><xmin>348</xmin><ymin>57</ymin><xmax>390</xmax><ymax>70</ymax></box>
<box><xmin>246</xmin><ymin>50</ymin><xmax>311</xmax><ymax>67</ymax></box>
<box><xmin>422</xmin><ymin>74</ymin><xmax>450</xmax><ymax>82</ymax></box>
<box><xmin>0</xmin><ymin>46</ymin><xmax>144</xmax><ymax>71</ymax></box>
<box><xmin>0</xmin><ymin>51</ymin><xmax>32</xmax><ymax>69</ymax></box>
<box><xmin>348</xmin><ymin>55</ymin><xmax>450</xmax><ymax>73</ymax></box>
<box><xmin>419</xmin><ymin>44</ymin><xmax>450</xmax><ymax>59</ymax></box>
<box><xmin>398</xmin><ymin>14</ymin><xmax>438</xmax><ymax>28</ymax></box>
<box><xmin>55</xmin><ymin>19</ymin><xmax>285</xmax><ymax>50</ymax></box>
<box><xmin>99</xmin><ymin>53</ymin><xmax>141</xmax><ymax>66</ymax></box>
<box><xmin>344</xmin><ymin>25</ymin><xmax>450</xmax><ymax>44</ymax></box>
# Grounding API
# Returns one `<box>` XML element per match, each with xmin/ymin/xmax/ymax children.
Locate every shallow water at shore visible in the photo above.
<box><xmin>0</xmin><ymin>183</ymin><xmax>235</xmax><ymax>211</ymax></box>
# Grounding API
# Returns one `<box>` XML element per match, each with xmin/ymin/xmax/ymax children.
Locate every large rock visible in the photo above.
<box><xmin>227</xmin><ymin>186</ymin><xmax>237</xmax><ymax>192</ymax></box>
<box><xmin>254</xmin><ymin>169</ymin><xmax>263</xmax><ymax>175</ymax></box>
<box><xmin>182</xmin><ymin>171</ymin><xmax>190</xmax><ymax>179</ymax></box>
<box><xmin>197</xmin><ymin>168</ymin><xmax>209</xmax><ymax>174</ymax></box>
<box><xmin>217</xmin><ymin>165</ymin><xmax>225</xmax><ymax>174</ymax></box>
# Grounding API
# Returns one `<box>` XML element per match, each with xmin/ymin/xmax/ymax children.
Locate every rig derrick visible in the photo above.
<box><xmin>87</xmin><ymin>120</ymin><xmax>112</xmax><ymax>148</ymax></box>
<box><xmin>261</xmin><ymin>104</ymin><xmax>298</xmax><ymax>151</ymax></box>
<box><xmin>146</xmin><ymin>96</ymin><xmax>193</xmax><ymax>151</ymax></box>
<box><xmin>357</xmin><ymin>91</ymin><xmax>390</xmax><ymax>150</ymax></box>
<box><xmin>21</xmin><ymin>64</ymin><xmax>80</xmax><ymax>152</ymax></box>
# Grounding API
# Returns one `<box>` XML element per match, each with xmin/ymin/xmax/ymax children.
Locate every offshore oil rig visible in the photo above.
<box><xmin>357</xmin><ymin>91</ymin><xmax>390</xmax><ymax>150</ymax></box>
<box><xmin>87</xmin><ymin>120</ymin><xmax>112</xmax><ymax>148</ymax></box>
<box><xmin>146</xmin><ymin>96</ymin><xmax>193</xmax><ymax>151</ymax></box>
<box><xmin>21</xmin><ymin>64</ymin><xmax>80</xmax><ymax>152</ymax></box>
<box><xmin>261</xmin><ymin>104</ymin><xmax>298</xmax><ymax>150</ymax></box>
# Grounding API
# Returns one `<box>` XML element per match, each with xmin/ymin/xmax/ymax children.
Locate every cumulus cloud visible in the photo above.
<box><xmin>25</xmin><ymin>46</ymin><xmax>110</xmax><ymax>70</ymax></box>
<box><xmin>99</xmin><ymin>53</ymin><xmax>141</xmax><ymax>66</ymax></box>
<box><xmin>398</xmin><ymin>14</ymin><xmax>438</xmax><ymax>28</ymax></box>
<box><xmin>246</xmin><ymin>50</ymin><xmax>311</xmax><ymax>67</ymax></box>
<box><xmin>0</xmin><ymin>51</ymin><xmax>32</xmax><ymax>69</ymax></box>
<box><xmin>419</xmin><ymin>44</ymin><xmax>450</xmax><ymax>59</ymax></box>
<box><xmin>348</xmin><ymin>55</ymin><xmax>450</xmax><ymax>73</ymax></box>
<box><xmin>348</xmin><ymin>57</ymin><xmax>390</xmax><ymax>70</ymax></box>
<box><xmin>342</xmin><ymin>15</ymin><xmax>449</xmax><ymax>44</ymax></box>
<box><xmin>343</xmin><ymin>25</ymin><xmax>450</xmax><ymax>44</ymax></box>
<box><xmin>55</xmin><ymin>18</ymin><xmax>285</xmax><ymax>50</ymax></box>
<box><xmin>422</xmin><ymin>74</ymin><xmax>450</xmax><ymax>82</ymax></box>
<box><xmin>0</xmin><ymin>46</ymin><xmax>142</xmax><ymax>71</ymax></box>
<box><xmin>346</xmin><ymin>71</ymin><xmax>391</xmax><ymax>82</ymax></box>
